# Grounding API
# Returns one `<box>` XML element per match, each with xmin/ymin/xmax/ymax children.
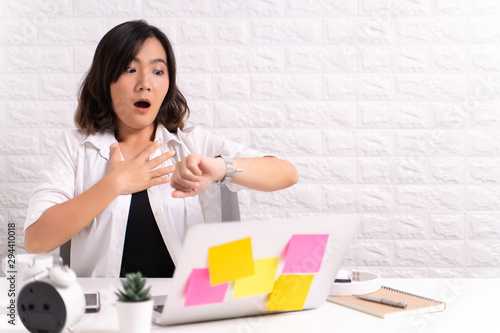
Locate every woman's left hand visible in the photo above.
<box><xmin>170</xmin><ymin>154</ymin><xmax>226</xmax><ymax>198</ymax></box>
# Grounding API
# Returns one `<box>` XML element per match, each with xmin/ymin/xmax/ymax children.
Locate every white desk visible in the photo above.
<box><xmin>1</xmin><ymin>278</ymin><xmax>498</xmax><ymax>332</ymax></box>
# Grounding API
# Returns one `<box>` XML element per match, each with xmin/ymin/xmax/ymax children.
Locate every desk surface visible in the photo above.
<box><xmin>1</xmin><ymin>278</ymin><xmax>498</xmax><ymax>332</ymax></box>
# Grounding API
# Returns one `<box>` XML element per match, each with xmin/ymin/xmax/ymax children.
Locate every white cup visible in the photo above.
<box><xmin>2</xmin><ymin>253</ymin><xmax>55</xmax><ymax>276</ymax></box>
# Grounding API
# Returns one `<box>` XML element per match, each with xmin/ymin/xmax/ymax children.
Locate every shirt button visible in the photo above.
<box><xmin>156</xmin><ymin>210</ymin><xmax>161</xmax><ymax>216</ymax></box>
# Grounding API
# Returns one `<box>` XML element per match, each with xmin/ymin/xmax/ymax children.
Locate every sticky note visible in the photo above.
<box><xmin>282</xmin><ymin>234</ymin><xmax>329</xmax><ymax>274</ymax></box>
<box><xmin>266</xmin><ymin>274</ymin><xmax>314</xmax><ymax>311</ymax></box>
<box><xmin>208</xmin><ymin>237</ymin><xmax>255</xmax><ymax>285</ymax></box>
<box><xmin>184</xmin><ymin>268</ymin><xmax>228</xmax><ymax>307</ymax></box>
<box><xmin>233</xmin><ymin>257</ymin><xmax>279</xmax><ymax>298</ymax></box>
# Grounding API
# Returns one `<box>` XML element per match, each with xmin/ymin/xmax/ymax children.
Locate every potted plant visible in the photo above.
<box><xmin>115</xmin><ymin>272</ymin><xmax>153</xmax><ymax>333</ymax></box>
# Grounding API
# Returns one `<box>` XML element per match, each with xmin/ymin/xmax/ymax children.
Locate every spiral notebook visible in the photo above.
<box><xmin>327</xmin><ymin>286</ymin><xmax>446</xmax><ymax>318</ymax></box>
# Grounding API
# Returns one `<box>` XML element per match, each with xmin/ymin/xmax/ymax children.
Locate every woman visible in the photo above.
<box><xmin>24</xmin><ymin>20</ymin><xmax>298</xmax><ymax>278</ymax></box>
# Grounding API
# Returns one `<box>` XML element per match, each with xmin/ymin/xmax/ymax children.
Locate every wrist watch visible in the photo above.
<box><xmin>214</xmin><ymin>155</ymin><xmax>243</xmax><ymax>185</ymax></box>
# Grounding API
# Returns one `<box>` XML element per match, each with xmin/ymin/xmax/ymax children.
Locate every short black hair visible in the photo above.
<box><xmin>75</xmin><ymin>20</ymin><xmax>189</xmax><ymax>135</ymax></box>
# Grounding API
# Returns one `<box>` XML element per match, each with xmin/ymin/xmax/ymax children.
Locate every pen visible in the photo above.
<box><xmin>353</xmin><ymin>294</ymin><xmax>407</xmax><ymax>308</ymax></box>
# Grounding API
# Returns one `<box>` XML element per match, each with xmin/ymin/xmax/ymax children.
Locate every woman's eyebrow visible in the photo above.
<box><xmin>150</xmin><ymin>58</ymin><xmax>167</xmax><ymax>66</ymax></box>
<box><xmin>131</xmin><ymin>57</ymin><xmax>167</xmax><ymax>65</ymax></box>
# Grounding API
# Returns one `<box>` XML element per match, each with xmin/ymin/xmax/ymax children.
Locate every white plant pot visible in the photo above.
<box><xmin>116</xmin><ymin>299</ymin><xmax>153</xmax><ymax>333</ymax></box>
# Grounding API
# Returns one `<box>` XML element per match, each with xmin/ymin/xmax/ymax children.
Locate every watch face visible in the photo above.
<box><xmin>18</xmin><ymin>281</ymin><xmax>67</xmax><ymax>332</ymax></box>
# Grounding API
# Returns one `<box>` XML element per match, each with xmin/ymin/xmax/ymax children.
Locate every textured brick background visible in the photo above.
<box><xmin>1</xmin><ymin>0</ymin><xmax>500</xmax><ymax>278</ymax></box>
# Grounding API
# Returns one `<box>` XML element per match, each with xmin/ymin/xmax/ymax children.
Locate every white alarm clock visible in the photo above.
<box><xmin>17</xmin><ymin>256</ymin><xmax>85</xmax><ymax>333</ymax></box>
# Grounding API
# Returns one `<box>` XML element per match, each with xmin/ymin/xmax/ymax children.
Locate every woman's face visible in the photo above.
<box><xmin>110</xmin><ymin>37</ymin><xmax>169</xmax><ymax>139</ymax></box>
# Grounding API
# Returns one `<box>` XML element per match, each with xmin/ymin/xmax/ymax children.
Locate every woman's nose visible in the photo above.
<box><xmin>136</xmin><ymin>73</ymin><xmax>151</xmax><ymax>91</ymax></box>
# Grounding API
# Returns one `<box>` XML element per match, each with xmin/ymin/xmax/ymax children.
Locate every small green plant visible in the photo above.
<box><xmin>115</xmin><ymin>272</ymin><xmax>152</xmax><ymax>302</ymax></box>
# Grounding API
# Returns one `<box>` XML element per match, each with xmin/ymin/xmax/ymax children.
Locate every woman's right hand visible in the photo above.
<box><xmin>25</xmin><ymin>141</ymin><xmax>176</xmax><ymax>254</ymax></box>
<box><xmin>108</xmin><ymin>140</ymin><xmax>176</xmax><ymax>195</ymax></box>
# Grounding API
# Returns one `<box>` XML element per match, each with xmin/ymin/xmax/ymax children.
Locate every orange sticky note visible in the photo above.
<box><xmin>233</xmin><ymin>257</ymin><xmax>279</xmax><ymax>298</ymax></box>
<box><xmin>266</xmin><ymin>275</ymin><xmax>314</xmax><ymax>311</ymax></box>
<box><xmin>208</xmin><ymin>237</ymin><xmax>255</xmax><ymax>285</ymax></box>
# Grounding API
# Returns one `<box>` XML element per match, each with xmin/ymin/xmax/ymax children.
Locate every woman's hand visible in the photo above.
<box><xmin>170</xmin><ymin>154</ymin><xmax>299</xmax><ymax>198</ymax></box>
<box><xmin>170</xmin><ymin>154</ymin><xmax>226</xmax><ymax>198</ymax></box>
<box><xmin>108</xmin><ymin>141</ymin><xmax>176</xmax><ymax>195</ymax></box>
<box><xmin>25</xmin><ymin>140</ymin><xmax>177</xmax><ymax>254</ymax></box>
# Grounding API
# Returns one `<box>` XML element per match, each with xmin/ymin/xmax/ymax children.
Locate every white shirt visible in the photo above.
<box><xmin>24</xmin><ymin>126</ymin><xmax>264</xmax><ymax>277</ymax></box>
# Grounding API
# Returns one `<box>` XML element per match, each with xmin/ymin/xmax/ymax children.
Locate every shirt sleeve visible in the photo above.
<box><xmin>24</xmin><ymin>130</ymin><xmax>81</xmax><ymax>232</ymax></box>
<box><xmin>180</xmin><ymin>126</ymin><xmax>268</xmax><ymax>159</ymax></box>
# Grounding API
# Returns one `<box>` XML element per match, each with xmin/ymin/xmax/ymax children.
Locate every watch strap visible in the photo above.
<box><xmin>214</xmin><ymin>155</ymin><xmax>242</xmax><ymax>185</ymax></box>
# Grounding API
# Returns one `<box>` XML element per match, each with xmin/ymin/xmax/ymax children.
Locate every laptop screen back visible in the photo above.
<box><xmin>155</xmin><ymin>216</ymin><xmax>359</xmax><ymax>326</ymax></box>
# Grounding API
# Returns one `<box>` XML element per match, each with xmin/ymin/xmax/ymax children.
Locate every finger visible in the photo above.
<box><xmin>171</xmin><ymin>189</ymin><xmax>189</xmax><ymax>198</ymax></box>
<box><xmin>171</xmin><ymin>188</ymin><xmax>197</xmax><ymax>198</ymax></box>
<box><xmin>176</xmin><ymin>159</ymin><xmax>202</xmax><ymax>182</ymax></box>
<box><xmin>148</xmin><ymin>149</ymin><xmax>176</xmax><ymax>168</ymax></box>
<box><xmin>136</xmin><ymin>140</ymin><xmax>162</xmax><ymax>162</ymax></box>
<box><xmin>109</xmin><ymin>143</ymin><xmax>123</xmax><ymax>162</ymax></box>
<box><xmin>170</xmin><ymin>177</ymin><xmax>198</xmax><ymax>192</ymax></box>
<box><xmin>147</xmin><ymin>174</ymin><xmax>171</xmax><ymax>188</ymax></box>
<box><xmin>185</xmin><ymin>155</ymin><xmax>203</xmax><ymax>176</ymax></box>
<box><xmin>150</xmin><ymin>166</ymin><xmax>175</xmax><ymax>178</ymax></box>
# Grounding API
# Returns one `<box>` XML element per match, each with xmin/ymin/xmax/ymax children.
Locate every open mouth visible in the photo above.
<box><xmin>134</xmin><ymin>101</ymin><xmax>151</xmax><ymax>109</ymax></box>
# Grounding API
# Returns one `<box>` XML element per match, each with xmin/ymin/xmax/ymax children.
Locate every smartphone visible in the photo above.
<box><xmin>84</xmin><ymin>292</ymin><xmax>101</xmax><ymax>313</ymax></box>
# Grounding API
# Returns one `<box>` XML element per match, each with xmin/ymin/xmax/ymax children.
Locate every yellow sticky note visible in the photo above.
<box><xmin>208</xmin><ymin>237</ymin><xmax>255</xmax><ymax>285</ymax></box>
<box><xmin>266</xmin><ymin>275</ymin><xmax>314</xmax><ymax>311</ymax></box>
<box><xmin>233</xmin><ymin>257</ymin><xmax>279</xmax><ymax>298</ymax></box>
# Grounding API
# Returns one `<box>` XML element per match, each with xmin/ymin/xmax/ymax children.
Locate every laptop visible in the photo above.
<box><xmin>152</xmin><ymin>215</ymin><xmax>359</xmax><ymax>326</ymax></box>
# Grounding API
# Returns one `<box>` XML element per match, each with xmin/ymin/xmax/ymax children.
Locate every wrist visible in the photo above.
<box><xmin>214</xmin><ymin>156</ymin><xmax>227</xmax><ymax>182</ymax></box>
<box><xmin>214</xmin><ymin>155</ymin><xmax>243</xmax><ymax>185</ymax></box>
<box><xmin>103</xmin><ymin>171</ymin><xmax>125</xmax><ymax>196</ymax></box>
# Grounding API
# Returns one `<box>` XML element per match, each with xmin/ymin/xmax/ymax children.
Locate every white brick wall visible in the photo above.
<box><xmin>1</xmin><ymin>0</ymin><xmax>500</xmax><ymax>278</ymax></box>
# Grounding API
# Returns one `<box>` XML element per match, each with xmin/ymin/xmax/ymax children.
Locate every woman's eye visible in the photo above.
<box><xmin>154</xmin><ymin>70</ymin><xmax>164</xmax><ymax>76</ymax></box>
<box><xmin>125</xmin><ymin>67</ymin><xmax>136</xmax><ymax>73</ymax></box>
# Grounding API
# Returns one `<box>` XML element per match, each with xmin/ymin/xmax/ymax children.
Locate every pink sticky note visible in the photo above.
<box><xmin>184</xmin><ymin>268</ymin><xmax>228</xmax><ymax>307</ymax></box>
<box><xmin>282</xmin><ymin>234</ymin><xmax>329</xmax><ymax>274</ymax></box>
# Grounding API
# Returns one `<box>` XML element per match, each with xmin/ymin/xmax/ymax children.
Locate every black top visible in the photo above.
<box><xmin>120</xmin><ymin>190</ymin><xmax>175</xmax><ymax>277</ymax></box>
